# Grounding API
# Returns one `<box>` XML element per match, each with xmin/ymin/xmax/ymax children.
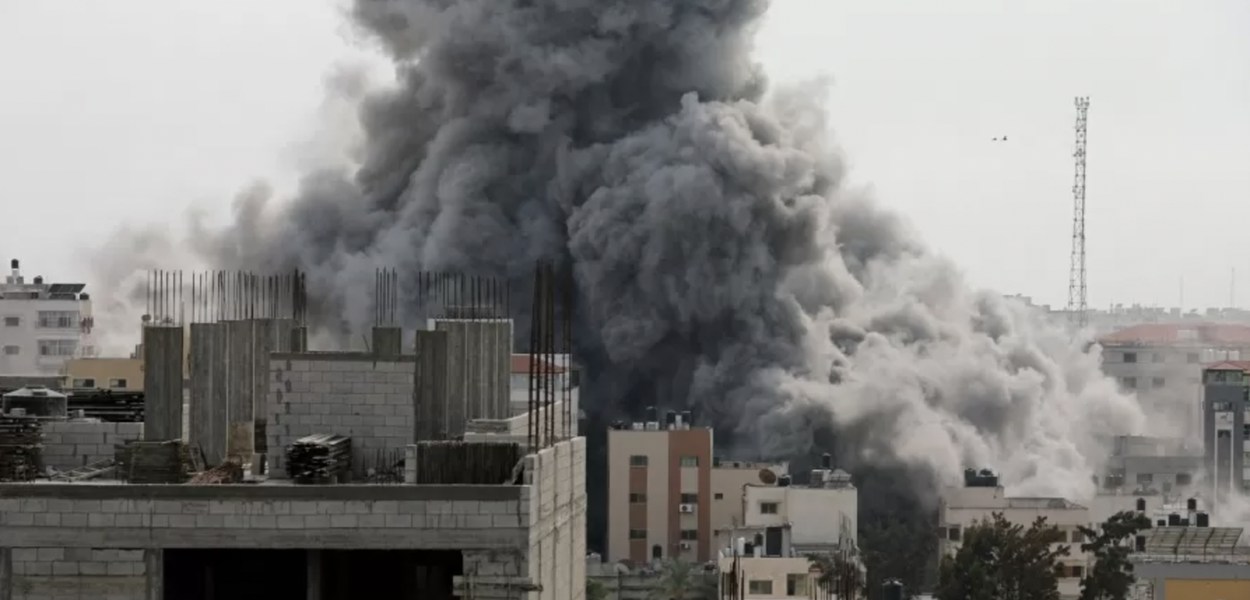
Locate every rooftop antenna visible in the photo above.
<box><xmin>1066</xmin><ymin>96</ymin><xmax>1090</xmax><ymax>329</ymax></box>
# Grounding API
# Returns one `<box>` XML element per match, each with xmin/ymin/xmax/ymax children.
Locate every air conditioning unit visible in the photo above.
<box><xmin>679</xmin><ymin>542</ymin><xmax>692</xmax><ymax>550</ymax></box>
<box><xmin>679</xmin><ymin>504</ymin><xmax>695</xmax><ymax>513</ymax></box>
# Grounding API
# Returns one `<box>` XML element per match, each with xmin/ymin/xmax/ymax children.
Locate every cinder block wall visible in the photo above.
<box><xmin>41</xmin><ymin>422</ymin><xmax>144</xmax><ymax>471</ymax></box>
<box><xmin>8</xmin><ymin>547</ymin><xmax>146</xmax><ymax>599</ymax></box>
<box><xmin>267</xmin><ymin>353</ymin><xmax>415</xmax><ymax>477</ymax></box>
<box><xmin>527</xmin><ymin>438</ymin><xmax>587</xmax><ymax>600</ymax></box>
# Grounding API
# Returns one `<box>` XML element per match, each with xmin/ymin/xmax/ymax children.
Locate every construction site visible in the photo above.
<box><xmin>0</xmin><ymin>263</ymin><xmax>585</xmax><ymax>600</ymax></box>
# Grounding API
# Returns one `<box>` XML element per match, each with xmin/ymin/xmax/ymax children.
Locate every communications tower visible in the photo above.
<box><xmin>1066</xmin><ymin>97</ymin><xmax>1090</xmax><ymax>328</ymax></box>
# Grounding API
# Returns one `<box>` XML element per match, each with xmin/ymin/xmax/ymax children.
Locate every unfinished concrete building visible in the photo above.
<box><xmin>0</xmin><ymin>266</ymin><xmax>586</xmax><ymax>599</ymax></box>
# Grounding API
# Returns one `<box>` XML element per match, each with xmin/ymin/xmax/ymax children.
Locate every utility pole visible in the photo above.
<box><xmin>1066</xmin><ymin>96</ymin><xmax>1091</xmax><ymax>328</ymax></box>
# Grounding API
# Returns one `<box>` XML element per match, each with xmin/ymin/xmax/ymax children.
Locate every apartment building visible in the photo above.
<box><xmin>0</xmin><ymin>259</ymin><xmax>96</xmax><ymax>377</ymax></box>
<box><xmin>1089</xmin><ymin>434</ymin><xmax>1204</xmax><ymax>523</ymax></box>
<box><xmin>607</xmin><ymin>409</ymin><xmax>712</xmax><ymax>563</ymax></box>
<box><xmin>1099</xmin><ymin>323</ymin><xmax>1250</xmax><ymax>436</ymax></box>
<box><xmin>938</xmin><ymin>470</ymin><xmax>1090</xmax><ymax>599</ymax></box>
<box><xmin>714</xmin><ymin>456</ymin><xmax>862</xmax><ymax>600</ymax></box>
<box><xmin>1199</xmin><ymin>361</ymin><xmax>1250</xmax><ymax>503</ymax></box>
<box><xmin>710</xmin><ymin>459</ymin><xmax>788</xmax><ymax>534</ymax></box>
<box><xmin>1131</xmin><ymin>516</ymin><xmax>1248</xmax><ymax>600</ymax></box>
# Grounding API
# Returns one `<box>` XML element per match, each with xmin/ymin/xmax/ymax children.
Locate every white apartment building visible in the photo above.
<box><xmin>715</xmin><ymin>458</ymin><xmax>862</xmax><ymax>600</ymax></box>
<box><xmin>0</xmin><ymin>259</ymin><xmax>95</xmax><ymax>378</ymax></box>
<box><xmin>939</xmin><ymin>470</ymin><xmax>1090</xmax><ymax>599</ymax></box>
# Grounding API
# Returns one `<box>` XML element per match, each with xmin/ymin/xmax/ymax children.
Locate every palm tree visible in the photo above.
<box><xmin>648</xmin><ymin>559</ymin><xmax>713</xmax><ymax>600</ymax></box>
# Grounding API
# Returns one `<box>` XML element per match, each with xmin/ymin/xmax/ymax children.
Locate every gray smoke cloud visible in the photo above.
<box><xmin>96</xmin><ymin>0</ymin><xmax>1149</xmax><ymax>498</ymax></box>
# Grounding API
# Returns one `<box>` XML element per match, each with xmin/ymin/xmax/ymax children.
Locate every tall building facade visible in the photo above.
<box><xmin>1201</xmin><ymin>361</ymin><xmax>1250</xmax><ymax>503</ymax></box>
<box><xmin>607</xmin><ymin>410</ymin><xmax>712</xmax><ymax>564</ymax></box>
<box><xmin>0</xmin><ymin>259</ymin><xmax>95</xmax><ymax>378</ymax></box>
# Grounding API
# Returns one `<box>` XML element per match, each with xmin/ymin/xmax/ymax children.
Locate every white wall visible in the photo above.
<box><xmin>742</xmin><ymin>485</ymin><xmax>858</xmax><ymax>547</ymax></box>
<box><xmin>716</xmin><ymin>556</ymin><xmax>814</xmax><ymax>600</ymax></box>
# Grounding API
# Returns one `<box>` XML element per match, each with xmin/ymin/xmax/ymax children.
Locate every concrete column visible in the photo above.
<box><xmin>434</xmin><ymin>319</ymin><xmax>513</xmax><ymax>428</ymax></box>
<box><xmin>413</xmin><ymin>330</ymin><xmax>449</xmax><ymax>441</ymax></box>
<box><xmin>225</xmin><ymin>319</ymin><xmax>254</xmax><ymax>462</ymax></box>
<box><xmin>188</xmin><ymin>323</ymin><xmax>218</xmax><ymax>463</ymax></box>
<box><xmin>206</xmin><ymin>322</ymin><xmax>230</xmax><ymax>465</ymax></box>
<box><xmin>0</xmin><ymin>547</ymin><xmax>12</xmax><ymax>600</ymax></box>
<box><xmin>372</xmin><ymin>326</ymin><xmax>403</xmax><ymax>358</ymax></box>
<box><xmin>142</xmin><ymin>325</ymin><xmax>185</xmax><ymax>441</ymax></box>
<box><xmin>144</xmin><ymin>549</ymin><xmax>163</xmax><ymax>600</ymax></box>
<box><xmin>307</xmin><ymin>549</ymin><xmax>322</xmax><ymax>600</ymax></box>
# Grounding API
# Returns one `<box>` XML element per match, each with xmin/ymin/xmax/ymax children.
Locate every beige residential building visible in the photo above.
<box><xmin>710</xmin><ymin>459</ymin><xmax>788</xmax><ymax>534</ymax></box>
<box><xmin>607</xmin><ymin>410</ymin><xmax>713</xmax><ymax>564</ymax></box>
<box><xmin>939</xmin><ymin>470</ymin><xmax>1090</xmax><ymax>599</ymax></box>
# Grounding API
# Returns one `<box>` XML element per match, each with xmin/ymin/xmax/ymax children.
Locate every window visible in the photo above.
<box><xmin>1121</xmin><ymin>377</ymin><xmax>1137</xmax><ymax>389</ymax></box>
<box><xmin>680</xmin><ymin>493</ymin><xmax>698</xmax><ymax>504</ymax></box>
<box><xmin>679</xmin><ymin>455</ymin><xmax>699</xmax><ymax>468</ymax></box>
<box><xmin>36</xmin><ymin>310</ymin><xmax>79</xmax><ymax>329</ymax></box>
<box><xmin>1213</xmin><ymin>402</ymin><xmax>1233</xmax><ymax>411</ymax></box>
<box><xmin>651</xmin><ymin>545</ymin><xmax>662</xmax><ymax>559</ymax></box>
<box><xmin>37</xmin><ymin>339</ymin><xmax>76</xmax><ymax>357</ymax></box>
<box><xmin>786</xmin><ymin>574</ymin><xmax>808</xmax><ymax>596</ymax></box>
<box><xmin>1187</xmin><ymin>353</ymin><xmax>1200</xmax><ymax>364</ymax></box>
<box><xmin>760</xmin><ymin>502</ymin><xmax>779</xmax><ymax>515</ymax></box>
<box><xmin>109</xmin><ymin>378</ymin><xmax>128</xmax><ymax>389</ymax></box>
<box><xmin>71</xmin><ymin>378</ymin><xmax>96</xmax><ymax>388</ymax></box>
<box><xmin>949</xmin><ymin>525</ymin><xmax>961</xmax><ymax>541</ymax></box>
<box><xmin>748</xmin><ymin>581</ymin><xmax>773</xmax><ymax>595</ymax></box>
<box><xmin>1123</xmin><ymin>352</ymin><xmax>1137</xmax><ymax>363</ymax></box>
<box><xmin>680</xmin><ymin>529</ymin><xmax>698</xmax><ymax>541</ymax></box>
<box><xmin>2</xmin><ymin>316</ymin><xmax>18</xmax><ymax>327</ymax></box>
<box><xmin>2</xmin><ymin>345</ymin><xmax>19</xmax><ymax>356</ymax></box>
<box><xmin>629</xmin><ymin>493</ymin><xmax>647</xmax><ymax>504</ymax></box>
<box><xmin>1070</xmin><ymin>530</ymin><xmax>1085</xmax><ymax>543</ymax></box>
<box><xmin>629</xmin><ymin>529</ymin><xmax>646</xmax><ymax>540</ymax></box>
<box><xmin>629</xmin><ymin>455</ymin><xmax>648</xmax><ymax>467</ymax></box>
<box><xmin>1152</xmin><ymin>377</ymin><xmax>1166</xmax><ymax>388</ymax></box>
<box><xmin>1136</xmin><ymin>473</ymin><xmax>1153</xmax><ymax>485</ymax></box>
<box><xmin>1243</xmin><ymin>424</ymin><xmax>1250</xmax><ymax>440</ymax></box>
<box><xmin>1218</xmin><ymin>430</ymin><xmax>1232</xmax><ymax>439</ymax></box>
<box><xmin>714</xmin><ymin>493</ymin><xmax>724</xmax><ymax>500</ymax></box>
<box><xmin>1068</xmin><ymin>565</ymin><xmax>1084</xmax><ymax>578</ymax></box>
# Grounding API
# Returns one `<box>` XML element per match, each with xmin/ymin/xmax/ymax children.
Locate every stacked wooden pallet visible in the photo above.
<box><xmin>285</xmin><ymin>434</ymin><xmax>352</xmax><ymax>484</ymax></box>
<box><xmin>0</xmin><ymin>416</ymin><xmax>42</xmax><ymax>482</ymax></box>
<box><xmin>115</xmin><ymin>440</ymin><xmax>190</xmax><ymax>484</ymax></box>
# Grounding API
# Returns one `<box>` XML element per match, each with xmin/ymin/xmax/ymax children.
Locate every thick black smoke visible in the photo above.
<box><xmin>102</xmin><ymin>0</ymin><xmax>1148</xmax><ymax>497</ymax></box>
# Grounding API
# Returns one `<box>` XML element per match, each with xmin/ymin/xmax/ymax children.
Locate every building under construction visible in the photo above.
<box><xmin>0</xmin><ymin>263</ymin><xmax>585</xmax><ymax>600</ymax></box>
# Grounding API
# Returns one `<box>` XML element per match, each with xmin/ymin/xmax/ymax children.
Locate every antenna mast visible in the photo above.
<box><xmin>1066</xmin><ymin>96</ymin><xmax>1090</xmax><ymax>328</ymax></box>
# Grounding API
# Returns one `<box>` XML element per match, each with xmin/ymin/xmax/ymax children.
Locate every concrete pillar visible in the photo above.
<box><xmin>188</xmin><ymin>323</ymin><xmax>225</xmax><ymax>464</ymax></box>
<box><xmin>142</xmin><ymin>325</ymin><xmax>185</xmax><ymax>441</ymax></box>
<box><xmin>372</xmin><ymin>326</ymin><xmax>403</xmax><ymax>359</ymax></box>
<box><xmin>144</xmin><ymin>549</ymin><xmax>163</xmax><ymax>600</ymax></box>
<box><xmin>434</xmin><ymin>319</ymin><xmax>513</xmax><ymax>429</ymax></box>
<box><xmin>307</xmin><ymin>549</ymin><xmax>322</xmax><ymax>600</ymax></box>
<box><xmin>0</xmin><ymin>547</ymin><xmax>12</xmax><ymax>600</ymax></box>
<box><xmin>206</xmin><ymin>322</ymin><xmax>230</xmax><ymax>465</ymax></box>
<box><xmin>225</xmin><ymin>319</ymin><xmax>254</xmax><ymax>461</ymax></box>
<box><xmin>413</xmin><ymin>330</ymin><xmax>449</xmax><ymax>441</ymax></box>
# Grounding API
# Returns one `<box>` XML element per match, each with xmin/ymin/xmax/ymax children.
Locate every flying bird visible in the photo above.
<box><xmin>992</xmin><ymin>136</ymin><xmax>1009</xmax><ymax>141</ymax></box>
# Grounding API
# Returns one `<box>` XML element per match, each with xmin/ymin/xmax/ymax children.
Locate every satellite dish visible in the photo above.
<box><xmin>758</xmin><ymin>469</ymin><xmax>778</xmax><ymax>485</ymax></box>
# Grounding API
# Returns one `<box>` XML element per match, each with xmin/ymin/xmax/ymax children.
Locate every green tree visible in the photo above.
<box><xmin>937</xmin><ymin>513</ymin><xmax>1070</xmax><ymax>600</ymax></box>
<box><xmin>648</xmin><ymin>559</ymin><xmax>712</xmax><ymax>600</ymax></box>
<box><xmin>1077</xmin><ymin>510</ymin><xmax>1152</xmax><ymax>600</ymax></box>
<box><xmin>586</xmin><ymin>578</ymin><xmax>610</xmax><ymax>600</ymax></box>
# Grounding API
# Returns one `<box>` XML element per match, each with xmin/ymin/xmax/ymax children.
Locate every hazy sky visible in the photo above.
<box><xmin>1</xmin><ymin>0</ymin><xmax>1247</xmax><ymax>310</ymax></box>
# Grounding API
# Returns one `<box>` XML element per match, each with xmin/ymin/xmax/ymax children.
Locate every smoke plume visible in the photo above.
<box><xmin>96</xmin><ymin>0</ymin><xmax>1148</xmax><ymax>498</ymax></box>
